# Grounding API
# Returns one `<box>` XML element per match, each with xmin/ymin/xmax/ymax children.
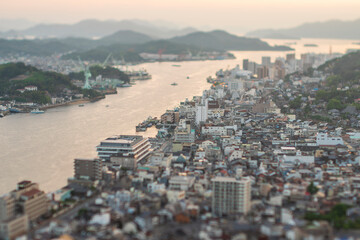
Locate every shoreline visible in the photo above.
<box><xmin>40</xmin><ymin>99</ymin><xmax>92</xmax><ymax>110</ymax></box>
<box><xmin>40</xmin><ymin>95</ymin><xmax>105</xmax><ymax>110</ymax></box>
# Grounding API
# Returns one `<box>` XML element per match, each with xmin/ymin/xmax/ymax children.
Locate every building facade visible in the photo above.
<box><xmin>211</xmin><ymin>177</ymin><xmax>251</xmax><ymax>216</ymax></box>
<box><xmin>97</xmin><ymin>135</ymin><xmax>151</xmax><ymax>162</ymax></box>
<box><xmin>74</xmin><ymin>158</ymin><xmax>103</xmax><ymax>181</ymax></box>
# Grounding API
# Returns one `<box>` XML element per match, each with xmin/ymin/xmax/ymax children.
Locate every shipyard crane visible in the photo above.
<box><xmin>102</xmin><ymin>53</ymin><xmax>112</xmax><ymax>67</ymax></box>
<box><xmin>78</xmin><ymin>56</ymin><xmax>92</xmax><ymax>89</ymax></box>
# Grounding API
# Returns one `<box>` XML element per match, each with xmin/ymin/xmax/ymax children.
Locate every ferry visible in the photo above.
<box><xmin>125</xmin><ymin>69</ymin><xmax>152</xmax><ymax>81</ymax></box>
<box><xmin>30</xmin><ymin>108</ymin><xmax>44</xmax><ymax>114</ymax></box>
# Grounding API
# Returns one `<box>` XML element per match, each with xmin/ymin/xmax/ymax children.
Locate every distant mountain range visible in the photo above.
<box><xmin>0</xmin><ymin>19</ymin><xmax>37</xmax><ymax>31</ymax></box>
<box><xmin>170</xmin><ymin>30</ymin><xmax>292</xmax><ymax>51</ymax></box>
<box><xmin>0</xmin><ymin>19</ymin><xmax>197</xmax><ymax>39</ymax></box>
<box><xmin>0</xmin><ymin>30</ymin><xmax>154</xmax><ymax>56</ymax></box>
<box><xmin>246</xmin><ymin>19</ymin><xmax>360</xmax><ymax>40</ymax></box>
<box><xmin>62</xmin><ymin>30</ymin><xmax>292</xmax><ymax>62</ymax></box>
<box><xmin>0</xmin><ymin>28</ymin><xmax>292</xmax><ymax>62</ymax></box>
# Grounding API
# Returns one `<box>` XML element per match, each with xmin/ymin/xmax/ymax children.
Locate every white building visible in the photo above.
<box><xmin>97</xmin><ymin>135</ymin><xmax>151</xmax><ymax>162</ymax></box>
<box><xmin>316</xmin><ymin>133</ymin><xmax>344</xmax><ymax>146</ymax></box>
<box><xmin>169</xmin><ymin>176</ymin><xmax>195</xmax><ymax>191</ymax></box>
<box><xmin>278</xmin><ymin>151</ymin><xmax>315</xmax><ymax>166</ymax></box>
<box><xmin>211</xmin><ymin>177</ymin><xmax>251</xmax><ymax>216</ymax></box>
<box><xmin>24</xmin><ymin>85</ymin><xmax>37</xmax><ymax>91</ymax></box>
<box><xmin>202</xmin><ymin>125</ymin><xmax>237</xmax><ymax>136</ymax></box>
<box><xmin>195</xmin><ymin>100</ymin><xmax>208</xmax><ymax>125</ymax></box>
<box><xmin>174</xmin><ymin>120</ymin><xmax>195</xmax><ymax>143</ymax></box>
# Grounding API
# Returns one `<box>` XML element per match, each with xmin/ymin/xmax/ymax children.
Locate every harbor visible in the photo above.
<box><xmin>0</xmin><ymin>38</ymin><xmax>358</xmax><ymax>194</ymax></box>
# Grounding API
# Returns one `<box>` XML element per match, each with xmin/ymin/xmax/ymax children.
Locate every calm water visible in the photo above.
<box><xmin>0</xmin><ymin>39</ymin><xmax>359</xmax><ymax>194</ymax></box>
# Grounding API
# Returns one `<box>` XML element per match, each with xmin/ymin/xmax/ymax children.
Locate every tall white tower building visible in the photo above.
<box><xmin>211</xmin><ymin>177</ymin><xmax>251</xmax><ymax>216</ymax></box>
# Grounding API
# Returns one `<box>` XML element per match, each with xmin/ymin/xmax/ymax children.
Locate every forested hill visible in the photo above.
<box><xmin>170</xmin><ymin>30</ymin><xmax>293</xmax><ymax>51</ymax></box>
<box><xmin>68</xmin><ymin>65</ymin><xmax>130</xmax><ymax>83</ymax></box>
<box><xmin>318</xmin><ymin>50</ymin><xmax>360</xmax><ymax>86</ymax></box>
<box><xmin>0</xmin><ymin>62</ymin><xmax>100</xmax><ymax>104</ymax></box>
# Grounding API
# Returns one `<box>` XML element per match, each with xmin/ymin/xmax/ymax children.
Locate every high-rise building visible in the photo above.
<box><xmin>211</xmin><ymin>177</ymin><xmax>251</xmax><ymax>216</ymax></box>
<box><xmin>242</xmin><ymin>59</ymin><xmax>249</xmax><ymax>70</ymax></box>
<box><xmin>97</xmin><ymin>135</ymin><xmax>151</xmax><ymax>162</ymax></box>
<box><xmin>195</xmin><ymin>99</ymin><xmax>208</xmax><ymax>125</ymax></box>
<box><xmin>74</xmin><ymin>158</ymin><xmax>103</xmax><ymax>181</ymax></box>
<box><xmin>257</xmin><ymin>66</ymin><xmax>269</xmax><ymax>79</ymax></box>
<box><xmin>248</xmin><ymin>62</ymin><xmax>257</xmax><ymax>74</ymax></box>
<box><xmin>261</xmin><ymin>56</ymin><xmax>271</xmax><ymax>67</ymax></box>
<box><xmin>286</xmin><ymin>53</ymin><xmax>295</xmax><ymax>63</ymax></box>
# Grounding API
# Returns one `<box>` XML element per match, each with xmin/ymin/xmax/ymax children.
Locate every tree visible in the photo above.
<box><xmin>307</xmin><ymin>181</ymin><xmax>318</xmax><ymax>195</ymax></box>
<box><xmin>289</xmin><ymin>96</ymin><xmax>302</xmax><ymax>109</ymax></box>
<box><xmin>327</xmin><ymin>98</ymin><xmax>344</xmax><ymax>110</ymax></box>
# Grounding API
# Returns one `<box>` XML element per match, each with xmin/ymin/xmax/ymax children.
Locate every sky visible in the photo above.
<box><xmin>1</xmin><ymin>0</ymin><xmax>360</xmax><ymax>33</ymax></box>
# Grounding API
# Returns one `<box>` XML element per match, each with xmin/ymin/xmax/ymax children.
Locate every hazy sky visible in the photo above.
<box><xmin>2</xmin><ymin>0</ymin><xmax>360</xmax><ymax>33</ymax></box>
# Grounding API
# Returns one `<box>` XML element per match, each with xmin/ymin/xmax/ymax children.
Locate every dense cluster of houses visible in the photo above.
<box><xmin>2</xmin><ymin>59</ymin><xmax>360</xmax><ymax>239</ymax></box>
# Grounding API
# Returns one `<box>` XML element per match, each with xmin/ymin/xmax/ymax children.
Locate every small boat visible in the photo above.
<box><xmin>119</xmin><ymin>83</ymin><xmax>132</xmax><ymax>88</ymax></box>
<box><xmin>9</xmin><ymin>108</ymin><xmax>22</xmax><ymax>113</ymax></box>
<box><xmin>171</xmin><ymin>82</ymin><xmax>178</xmax><ymax>86</ymax></box>
<box><xmin>172</xmin><ymin>64</ymin><xmax>181</xmax><ymax>67</ymax></box>
<box><xmin>78</xmin><ymin>104</ymin><xmax>84</xmax><ymax>107</ymax></box>
<box><xmin>0</xmin><ymin>113</ymin><xmax>4</xmax><ymax>118</ymax></box>
<box><xmin>105</xmin><ymin>105</ymin><xmax>109</xmax><ymax>107</ymax></box>
<box><xmin>136</xmin><ymin>125</ymin><xmax>147</xmax><ymax>132</ymax></box>
<box><xmin>30</xmin><ymin>108</ymin><xmax>44</xmax><ymax>114</ymax></box>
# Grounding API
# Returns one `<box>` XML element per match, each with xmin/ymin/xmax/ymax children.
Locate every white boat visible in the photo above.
<box><xmin>119</xmin><ymin>83</ymin><xmax>132</xmax><ymax>88</ymax></box>
<box><xmin>30</xmin><ymin>108</ymin><xmax>44</xmax><ymax>114</ymax></box>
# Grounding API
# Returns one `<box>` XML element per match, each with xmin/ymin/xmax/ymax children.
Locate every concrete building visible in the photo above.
<box><xmin>18</xmin><ymin>188</ymin><xmax>48</xmax><ymax>221</ymax></box>
<box><xmin>97</xmin><ymin>135</ymin><xmax>151</xmax><ymax>162</ymax></box>
<box><xmin>0</xmin><ymin>193</ymin><xmax>29</xmax><ymax>240</ymax></box>
<box><xmin>243</xmin><ymin>59</ymin><xmax>249</xmax><ymax>70</ymax></box>
<box><xmin>174</xmin><ymin>120</ymin><xmax>195</xmax><ymax>143</ymax></box>
<box><xmin>212</xmin><ymin>177</ymin><xmax>251</xmax><ymax>216</ymax></box>
<box><xmin>74</xmin><ymin>158</ymin><xmax>103</xmax><ymax>181</ymax></box>
<box><xmin>161</xmin><ymin>110</ymin><xmax>180</xmax><ymax>124</ymax></box>
<box><xmin>195</xmin><ymin>101</ymin><xmax>208</xmax><ymax>125</ymax></box>
<box><xmin>169</xmin><ymin>176</ymin><xmax>195</xmax><ymax>191</ymax></box>
<box><xmin>0</xmin><ymin>215</ymin><xmax>28</xmax><ymax>240</ymax></box>
<box><xmin>261</xmin><ymin>56</ymin><xmax>271</xmax><ymax>67</ymax></box>
<box><xmin>316</xmin><ymin>133</ymin><xmax>344</xmax><ymax>146</ymax></box>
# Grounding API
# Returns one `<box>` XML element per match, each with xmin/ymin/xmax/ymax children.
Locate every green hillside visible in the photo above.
<box><xmin>170</xmin><ymin>30</ymin><xmax>293</xmax><ymax>51</ymax></box>
<box><xmin>69</xmin><ymin>65</ymin><xmax>130</xmax><ymax>83</ymax></box>
<box><xmin>0</xmin><ymin>62</ymin><xmax>101</xmax><ymax>104</ymax></box>
<box><xmin>62</xmin><ymin>40</ymin><xmax>207</xmax><ymax>62</ymax></box>
<box><xmin>318</xmin><ymin>50</ymin><xmax>360</xmax><ymax>86</ymax></box>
